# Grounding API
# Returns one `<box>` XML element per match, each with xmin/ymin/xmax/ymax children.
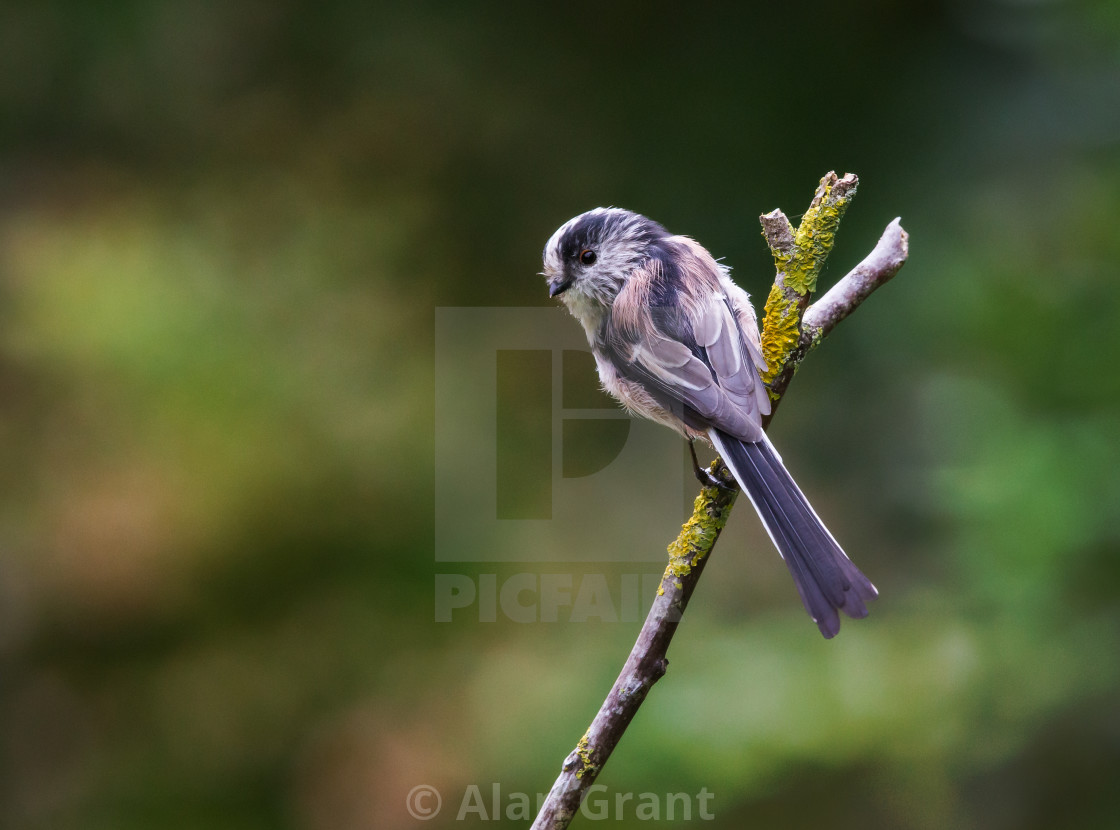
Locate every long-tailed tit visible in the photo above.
<box><xmin>542</xmin><ymin>207</ymin><xmax>877</xmax><ymax>638</ymax></box>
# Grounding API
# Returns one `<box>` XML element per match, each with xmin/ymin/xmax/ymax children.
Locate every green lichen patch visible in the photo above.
<box><xmin>574</xmin><ymin>733</ymin><xmax>599</xmax><ymax>779</ymax></box>
<box><xmin>786</xmin><ymin>180</ymin><xmax>855</xmax><ymax>295</ymax></box>
<box><xmin>759</xmin><ymin>286</ymin><xmax>801</xmax><ymax>387</ymax></box>
<box><xmin>757</xmin><ymin>174</ymin><xmax>856</xmax><ymax>391</ymax></box>
<box><xmin>665</xmin><ymin>488</ymin><xmax>736</xmax><ymax>576</ymax></box>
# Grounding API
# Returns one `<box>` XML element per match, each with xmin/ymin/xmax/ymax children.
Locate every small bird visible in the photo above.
<box><xmin>542</xmin><ymin>208</ymin><xmax>877</xmax><ymax>638</ymax></box>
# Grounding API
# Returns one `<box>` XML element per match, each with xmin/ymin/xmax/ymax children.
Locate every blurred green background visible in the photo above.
<box><xmin>2</xmin><ymin>1</ymin><xmax>1119</xmax><ymax>828</ymax></box>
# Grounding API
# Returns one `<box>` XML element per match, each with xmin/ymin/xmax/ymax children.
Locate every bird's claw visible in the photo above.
<box><xmin>689</xmin><ymin>442</ymin><xmax>737</xmax><ymax>490</ymax></box>
<box><xmin>695</xmin><ymin>465</ymin><xmax>736</xmax><ymax>491</ymax></box>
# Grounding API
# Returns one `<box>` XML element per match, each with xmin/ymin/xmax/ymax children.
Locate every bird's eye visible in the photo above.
<box><xmin>580</xmin><ymin>249</ymin><xmax>597</xmax><ymax>265</ymax></box>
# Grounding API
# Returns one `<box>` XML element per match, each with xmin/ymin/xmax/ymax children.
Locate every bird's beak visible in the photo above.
<box><xmin>541</xmin><ymin>262</ymin><xmax>572</xmax><ymax>298</ymax></box>
<box><xmin>547</xmin><ymin>275</ymin><xmax>572</xmax><ymax>298</ymax></box>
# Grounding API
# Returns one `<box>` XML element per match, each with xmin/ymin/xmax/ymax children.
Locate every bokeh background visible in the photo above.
<box><xmin>2</xmin><ymin>1</ymin><xmax>1119</xmax><ymax>828</ymax></box>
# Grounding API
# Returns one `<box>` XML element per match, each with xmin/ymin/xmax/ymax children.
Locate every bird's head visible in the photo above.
<box><xmin>541</xmin><ymin>208</ymin><xmax>668</xmax><ymax>309</ymax></box>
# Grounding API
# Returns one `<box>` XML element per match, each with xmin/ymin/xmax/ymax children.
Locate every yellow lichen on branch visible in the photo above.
<box><xmin>573</xmin><ymin>733</ymin><xmax>598</xmax><ymax>780</ymax></box>
<box><xmin>786</xmin><ymin>176</ymin><xmax>855</xmax><ymax>293</ymax></box>
<box><xmin>758</xmin><ymin>172</ymin><xmax>857</xmax><ymax>392</ymax></box>
<box><xmin>664</xmin><ymin>472</ymin><xmax>738</xmax><ymax>580</ymax></box>
<box><xmin>759</xmin><ymin>287</ymin><xmax>801</xmax><ymax>390</ymax></box>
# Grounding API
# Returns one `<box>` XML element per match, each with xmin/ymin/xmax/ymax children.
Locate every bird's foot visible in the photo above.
<box><xmin>689</xmin><ymin>442</ymin><xmax>736</xmax><ymax>491</ymax></box>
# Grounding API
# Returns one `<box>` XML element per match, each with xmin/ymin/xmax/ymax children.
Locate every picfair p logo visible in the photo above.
<box><xmin>435</xmin><ymin>308</ymin><xmax>685</xmax><ymax>563</ymax></box>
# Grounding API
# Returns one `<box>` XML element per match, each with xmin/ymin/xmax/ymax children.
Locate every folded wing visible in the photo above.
<box><xmin>605</xmin><ymin>271</ymin><xmax>770</xmax><ymax>442</ymax></box>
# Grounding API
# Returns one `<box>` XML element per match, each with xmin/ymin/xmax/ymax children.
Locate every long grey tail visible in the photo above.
<box><xmin>709</xmin><ymin>428</ymin><xmax>878</xmax><ymax>638</ymax></box>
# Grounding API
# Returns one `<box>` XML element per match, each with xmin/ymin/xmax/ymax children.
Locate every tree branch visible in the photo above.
<box><xmin>758</xmin><ymin>171</ymin><xmax>858</xmax><ymax>425</ymax></box>
<box><xmin>530</xmin><ymin>172</ymin><xmax>907</xmax><ymax>830</ymax></box>
<box><xmin>528</xmin><ymin>476</ymin><xmax>738</xmax><ymax>829</ymax></box>
<box><xmin>801</xmin><ymin>217</ymin><xmax>909</xmax><ymax>343</ymax></box>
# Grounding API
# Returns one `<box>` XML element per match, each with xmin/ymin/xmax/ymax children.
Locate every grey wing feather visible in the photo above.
<box><xmin>608</xmin><ymin>294</ymin><xmax>768</xmax><ymax>442</ymax></box>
